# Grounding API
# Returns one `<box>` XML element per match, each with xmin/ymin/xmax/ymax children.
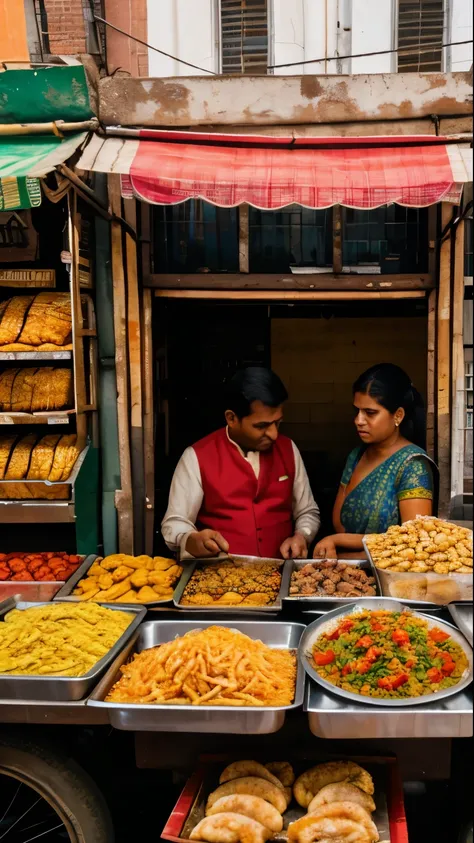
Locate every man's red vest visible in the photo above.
<box><xmin>193</xmin><ymin>428</ymin><xmax>295</xmax><ymax>558</ymax></box>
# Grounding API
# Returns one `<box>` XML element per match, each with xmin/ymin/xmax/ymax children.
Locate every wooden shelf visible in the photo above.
<box><xmin>0</xmin><ymin>411</ymin><xmax>74</xmax><ymax>426</ymax></box>
<box><xmin>0</xmin><ymin>351</ymin><xmax>72</xmax><ymax>361</ymax></box>
<box><xmin>0</xmin><ymin>502</ymin><xmax>75</xmax><ymax>523</ymax></box>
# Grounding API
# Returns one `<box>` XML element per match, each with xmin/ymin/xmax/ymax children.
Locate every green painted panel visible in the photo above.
<box><xmin>0</xmin><ymin>177</ymin><xmax>41</xmax><ymax>209</ymax></box>
<box><xmin>0</xmin><ymin>132</ymin><xmax>86</xmax><ymax>178</ymax></box>
<box><xmin>74</xmin><ymin>444</ymin><xmax>100</xmax><ymax>555</ymax></box>
<box><xmin>0</xmin><ymin>66</ymin><xmax>93</xmax><ymax>124</ymax></box>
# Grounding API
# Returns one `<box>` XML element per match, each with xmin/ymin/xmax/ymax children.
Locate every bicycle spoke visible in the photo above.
<box><xmin>0</xmin><ymin>797</ymin><xmax>42</xmax><ymax>840</ymax></box>
<box><xmin>19</xmin><ymin>823</ymin><xmax>64</xmax><ymax>843</ymax></box>
<box><xmin>0</xmin><ymin>784</ymin><xmax>22</xmax><ymax>825</ymax></box>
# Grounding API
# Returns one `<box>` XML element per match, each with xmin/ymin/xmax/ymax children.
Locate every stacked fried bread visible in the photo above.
<box><xmin>0</xmin><ymin>293</ymin><xmax>72</xmax><ymax>350</ymax></box>
<box><xmin>0</xmin><ymin>367</ymin><xmax>72</xmax><ymax>413</ymax></box>
<box><xmin>0</xmin><ymin>433</ymin><xmax>81</xmax><ymax>500</ymax></box>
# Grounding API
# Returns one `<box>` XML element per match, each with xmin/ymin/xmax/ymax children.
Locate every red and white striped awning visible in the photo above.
<box><xmin>77</xmin><ymin>130</ymin><xmax>472</xmax><ymax>210</ymax></box>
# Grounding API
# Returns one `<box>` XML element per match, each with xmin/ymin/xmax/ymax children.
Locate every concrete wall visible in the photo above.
<box><xmin>146</xmin><ymin>0</ymin><xmax>217</xmax><ymax>77</ymax></box>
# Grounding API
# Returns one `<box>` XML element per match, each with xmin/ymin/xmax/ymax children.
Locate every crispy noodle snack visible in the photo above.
<box><xmin>105</xmin><ymin>626</ymin><xmax>296</xmax><ymax>708</ymax></box>
<box><xmin>206</xmin><ymin>795</ymin><xmax>283</xmax><ymax>833</ymax></box>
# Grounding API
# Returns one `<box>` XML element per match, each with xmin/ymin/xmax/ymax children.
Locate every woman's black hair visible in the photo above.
<box><xmin>225</xmin><ymin>367</ymin><xmax>288</xmax><ymax>419</ymax></box>
<box><xmin>353</xmin><ymin>363</ymin><xmax>427</xmax><ymax>449</ymax></box>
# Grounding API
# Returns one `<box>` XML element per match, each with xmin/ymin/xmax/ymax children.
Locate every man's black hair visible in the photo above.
<box><xmin>225</xmin><ymin>367</ymin><xmax>288</xmax><ymax>419</ymax></box>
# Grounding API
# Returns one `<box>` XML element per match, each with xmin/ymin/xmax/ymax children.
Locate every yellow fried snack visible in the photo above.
<box><xmin>366</xmin><ymin>518</ymin><xmax>473</xmax><ymax>575</ymax></box>
<box><xmin>0</xmin><ymin>603</ymin><xmax>131</xmax><ymax>676</ymax></box>
<box><xmin>206</xmin><ymin>795</ymin><xmax>283</xmax><ymax>834</ymax></box>
<box><xmin>220</xmin><ymin>761</ymin><xmax>284</xmax><ymax>790</ymax></box>
<box><xmin>293</xmin><ymin>762</ymin><xmax>374</xmax><ymax>808</ymax></box>
<box><xmin>72</xmin><ymin>557</ymin><xmax>182</xmax><ymax>604</ymax></box>
<box><xmin>106</xmin><ymin>626</ymin><xmax>296</xmax><ymax>708</ymax></box>
<box><xmin>190</xmin><ymin>814</ymin><xmax>271</xmax><ymax>843</ymax></box>
<box><xmin>207</xmin><ymin>779</ymin><xmax>287</xmax><ymax>815</ymax></box>
<box><xmin>153</xmin><ymin>556</ymin><xmax>175</xmax><ymax>571</ymax></box>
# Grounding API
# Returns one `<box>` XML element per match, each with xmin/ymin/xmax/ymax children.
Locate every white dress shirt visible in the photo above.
<box><xmin>161</xmin><ymin>429</ymin><xmax>320</xmax><ymax>558</ymax></box>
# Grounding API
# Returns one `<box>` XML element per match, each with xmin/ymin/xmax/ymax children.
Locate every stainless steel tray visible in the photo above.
<box><xmin>449</xmin><ymin>604</ymin><xmax>473</xmax><ymax>646</ymax></box>
<box><xmin>283</xmin><ymin>558</ymin><xmax>381</xmax><ymax>611</ymax></box>
<box><xmin>54</xmin><ymin>554</ymin><xmax>183</xmax><ymax>607</ymax></box>
<box><xmin>305</xmin><ymin>680</ymin><xmax>473</xmax><ymax>739</ymax></box>
<box><xmin>88</xmin><ymin>619</ymin><xmax>306</xmax><ymax>733</ymax></box>
<box><xmin>0</xmin><ymin>598</ymin><xmax>146</xmax><ymax>701</ymax></box>
<box><xmin>0</xmin><ymin>351</ymin><xmax>72</xmax><ymax>361</ymax></box>
<box><xmin>0</xmin><ymin>444</ymin><xmax>89</xmax><ymax>487</ymax></box>
<box><xmin>363</xmin><ymin>537</ymin><xmax>471</xmax><ymax>608</ymax></box>
<box><xmin>299</xmin><ymin>598</ymin><xmax>473</xmax><ymax>708</ymax></box>
<box><xmin>0</xmin><ymin>554</ymin><xmax>92</xmax><ymax>603</ymax></box>
<box><xmin>173</xmin><ymin>556</ymin><xmax>290</xmax><ymax>614</ymax></box>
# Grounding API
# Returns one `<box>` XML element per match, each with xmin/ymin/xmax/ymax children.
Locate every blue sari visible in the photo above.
<box><xmin>340</xmin><ymin>444</ymin><xmax>434</xmax><ymax>535</ymax></box>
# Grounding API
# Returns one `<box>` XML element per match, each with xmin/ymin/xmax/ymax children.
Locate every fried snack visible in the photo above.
<box><xmin>265</xmin><ymin>762</ymin><xmax>295</xmax><ymax>787</ymax></box>
<box><xmin>0</xmin><ymin>436</ymin><xmax>16</xmax><ymax>480</ymax></box>
<box><xmin>288</xmin><ymin>815</ymin><xmax>372</xmax><ymax>843</ymax></box>
<box><xmin>0</xmin><ymin>296</ymin><xmax>35</xmax><ymax>346</ymax></box>
<box><xmin>307</xmin><ymin>803</ymin><xmax>379</xmax><ymax>841</ymax></box>
<box><xmin>72</xmin><ymin>554</ymin><xmax>182</xmax><ymax>604</ymax></box>
<box><xmin>0</xmin><ymin>369</ymin><xmax>20</xmax><ymax>411</ymax></box>
<box><xmin>206</xmin><ymin>796</ymin><xmax>283</xmax><ymax>833</ymax></box>
<box><xmin>207</xmin><ymin>779</ymin><xmax>288</xmax><ymax>815</ymax></box>
<box><xmin>18</xmin><ymin>293</ymin><xmax>72</xmax><ymax>347</ymax></box>
<box><xmin>180</xmin><ymin>563</ymin><xmax>282</xmax><ymax>607</ymax></box>
<box><xmin>0</xmin><ymin>603</ymin><xmax>131</xmax><ymax>676</ymax></box>
<box><xmin>10</xmin><ymin>368</ymin><xmax>38</xmax><ymax>413</ymax></box>
<box><xmin>190</xmin><ymin>814</ymin><xmax>271</xmax><ymax>843</ymax></box>
<box><xmin>290</xmin><ymin>561</ymin><xmax>376</xmax><ymax>598</ymax></box>
<box><xmin>5</xmin><ymin>434</ymin><xmax>37</xmax><ymax>479</ymax></box>
<box><xmin>308</xmin><ymin>784</ymin><xmax>376</xmax><ymax>814</ymax></box>
<box><xmin>220</xmin><ymin>761</ymin><xmax>284</xmax><ymax>791</ymax></box>
<box><xmin>27</xmin><ymin>434</ymin><xmax>61</xmax><ymax>481</ymax></box>
<box><xmin>293</xmin><ymin>763</ymin><xmax>374</xmax><ymax>808</ymax></box>
<box><xmin>0</xmin><ymin>552</ymin><xmax>81</xmax><ymax>583</ymax></box>
<box><xmin>48</xmin><ymin>434</ymin><xmax>78</xmax><ymax>482</ymax></box>
<box><xmin>366</xmin><ymin>518</ymin><xmax>473</xmax><ymax>574</ymax></box>
<box><xmin>106</xmin><ymin>626</ymin><xmax>296</xmax><ymax>709</ymax></box>
<box><xmin>29</xmin><ymin>368</ymin><xmax>73</xmax><ymax>413</ymax></box>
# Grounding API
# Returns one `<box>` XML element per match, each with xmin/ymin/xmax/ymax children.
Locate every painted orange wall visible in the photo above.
<box><xmin>0</xmin><ymin>0</ymin><xmax>29</xmax><ymax>62</ymax></box>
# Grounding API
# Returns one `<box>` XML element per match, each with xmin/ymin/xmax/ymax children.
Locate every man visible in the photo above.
<box><xmin>161</xmin><ymin>367</ymin><xmax>320</xmax><ymax>559</ymax></box>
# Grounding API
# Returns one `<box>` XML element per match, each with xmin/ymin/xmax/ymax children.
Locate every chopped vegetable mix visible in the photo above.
<box><xmin>310</xmin><ymin>609</ymin><xmax>469</xmax><ymax>699</ymax></box>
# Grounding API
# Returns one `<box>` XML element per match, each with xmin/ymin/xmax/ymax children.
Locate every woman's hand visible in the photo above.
<box><xmin>313</xmin><ymin>536</ymin><xmax>338</xmax><ymax>560</ymax></box>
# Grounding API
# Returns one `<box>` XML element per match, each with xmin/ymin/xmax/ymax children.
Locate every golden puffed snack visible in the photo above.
<box><xmin>265</xmin><ymin>762</ymin><xmax>295</xmax><ymax>787</ymax></box>
<box><xmin>180</xmin><ymin>563</ymin><xmax>282</xmax><ymax>607</ymax></box>
<box><xmin>366</xmin><ymin>518</ymin><xmax>473</xmax><ymax>575</ymax></box>
<box><xmin>293</xmin><ymin>762</ymin><xmax>374</xmax><ymax>808</ymax></box>
<box><xmin>0</xmin><ymin>603</ymin><xmax>131</xmax><ymax>676</ymax></box>
<box><xmin>190</xmin><ymin>814</ymin><xmax>271</xmax><ymax>843</ymax></box>
<box><xmin>206</xmin><ymin>796</ymin><xmax>283</xmax><ymax>834</ymax></box>
<box><xmin>305</xmin><ymin>803</ymin><xmax>379</xmax><ymax>842</ymax></box>
<box><xmin>220</xmin><ymin>761</ymin><xmax>284</xmax><ymax>790</ymax></box>
<box><xmin>207</xmin><ymin>779</ymin><xmax>288</xmax><ymax>815</ymax></box>
<box><xmin>105</xmin><ymin>626</ymin><xmax>296</xmax><ymax>708</ymax></box>
<box><xmin>72</xmin><ymin>554</ymin><xmax>182</xmax><ymax>603</ymax></box>
<box><xmin>288</xmin><ymin>815</ymin><xmax>373</xmax><ymax>843</ymax></box>
<box><xmin>308</xmin><ymin>783</ymin><xmax>375</xmax><ymax>815</ymax></box>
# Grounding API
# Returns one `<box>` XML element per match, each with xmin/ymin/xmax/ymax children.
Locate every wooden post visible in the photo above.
<box><xmin>333</xmin><ymin>205</ymin><xmax>343</xmax><ymax>274</ymax></box>
<box><xmin>451</xmin><ymin>218</ymin><xmax>466</xmax><ymax>509</ymax></box>
<box><xmin>69</xmin><ymin>192</ymin><xmax>88</xmax><ymax>445</ymax></box>
<box><xmin>239</xmin><ymin>205</ymin><xmax>250</xmax><ymax>273</ymax></box>
<box><xmin>108</xmin><ymin>174</ymin><xmax>134</xmax><ymax>554</ymax></box>
<box><xmin>437</xmin><ymin>204</ymin><xmax>453</xmax><ymax>516</ymax></box>
<box><xmin>124</xmin><ymin>198</ymin><xmax>145</xmax><ymax>553</ymax></box>
<box><xmin>426</xmin><ymin>288</ymin><xmax>437</xmax><ymax>460</ymax></box>
<box><xmin>142</xmin><ymin>287</ymin><xmax>155</xmax><ymax>556</ymax></box>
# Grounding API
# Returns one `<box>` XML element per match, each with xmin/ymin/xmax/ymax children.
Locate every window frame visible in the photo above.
<box><xmin>396</xmin><ymin>0</ymin><xmax>447</xmax><ymax>73</ymax></box>
<box><xmin>217</xmin><ymin>0</ymin><xmax>270</xmax><ymax>75</ymax></box>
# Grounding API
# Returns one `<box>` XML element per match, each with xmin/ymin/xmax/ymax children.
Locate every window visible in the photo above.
<box><xmin>152</xmin><ymin>201</ymin><xmax>239</xmax><ymax>273</ymax></box>
<box><xmin>342</xmin><ymin>206</ymin><xmax>429</xmax><ymax>274</ymax></box>
<box><xmin>397</xmin><ymin>0</ymin><xmax>445</xmax><ymax>72</ymax></box>
<box><xmin>220</xmin><ymin>0</ymin><xmax>268</xmax><ymax>75</ymax></box>
<box><xmin>249</xmin><ymin>207</ymin><xmax>333</xmax><ymax>273</ymax></box>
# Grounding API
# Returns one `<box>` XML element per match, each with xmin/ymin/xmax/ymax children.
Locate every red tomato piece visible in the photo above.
<box><xmin>340</xmin><ymin>619</ymin><xmax>355</xmax><ymax>632</ymax></box>
<box><xmin>326</xmin><ymin>629</ymin><xmax>340</xmax><ymax>641</ymax></box>
<box><xmin>314</xmin><ymin>650</ymin><xmax>336</xmax><ymax>666</ymax></box>
<box><xmin>405</xmin><ymin>659</ymin><xmax>417</xmax><ymax>669</ymax></box>
<box><xmin>392</xmin><ymin>629</ymin><xmax>410</xmax><ymax>647</ymax></box>
<box><xmin>366</xmin><ymin>646</ymin><xmax>383</xmax><ymax>663</ymax></box>
<box><xmin>427</xmin><ymin>667</ymin><xmax>443</xmax><ymax>683</ymax></box>
<box><xmin>429</xmin><ymin>628</ymin><xmax>450</xmax><ymax>644</ymax></box>
<box><xmin>356</xmin><ymin>635</ymin><xmax>373</xmax><ymax>649</ymax></box>
<box><xmin>441</xmin><ymin>659</ymin><xmax>455</xmax><ymax>676</ymax></box>
<box><xmin>377</xmin><ymin>677</ymin><xmax>393</xmax><ymax>690</ymax></box>
<box><xmin>342</xmin><ymin>663</ymin><xmax>354</xmax><ymax>676</ymax></box>
<box><xmin>391</xmin><ymin>673</ymin><xmax>409</xmax><ymax>689</ymax></box>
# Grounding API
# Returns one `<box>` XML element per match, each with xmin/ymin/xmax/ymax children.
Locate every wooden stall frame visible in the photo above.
<box><xmin>437</xmin><ymin>203</ymin><xmax>454</xmax><ymax>516</ymax></box>
<box><xmin>451</xmin><ymin>218</ymin><xmax>466</xmax><ymax>506</ymax></box>
<box><xmin>146</xmin><ymin>273</ymin><xmax>434</xmax><ymax>291</ymax></box>
<box><xmin>427</xmin><ymin>288</ymin><xmax>437</xmax><ymax>460</ymax></box>
<box><xmin>108</xmin><ymin>174</ymin><xmax>134</xmax><ymax>554</ymax></box>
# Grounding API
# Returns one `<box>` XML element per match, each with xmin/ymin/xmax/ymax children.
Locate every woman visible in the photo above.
<box><xmin>314</xmin><ymin>363</ymin><xmax>436</xmax><ymax>559</ymax></box>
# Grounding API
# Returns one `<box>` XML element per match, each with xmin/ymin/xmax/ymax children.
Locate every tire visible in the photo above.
<box><xmin>0</xmin><ymin>730</ymin><xmax>114</xmax><ymax>843</ymax></box>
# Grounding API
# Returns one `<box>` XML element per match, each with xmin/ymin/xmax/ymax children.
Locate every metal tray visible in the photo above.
<box><xmin>0</xmin><ymin>597</ymin><xmax>145</xmax><ymax>701</ymax></box>
<box><xmin>88</xmin><ymin>619</ymin><xmax>306</xmax><ymax>733</ymax></box>
<box><xmin>0</xmin><ymin>555</ymin><xmax>91</xmax><ymax>604</ymax></box>
<box><xmin>0</xmin><ymin>444</ymin><xmax>89</xmax><ymax>487</ymax></box>
<box><xmin>173</xmin><ymin>556</ymin><xmax>290</xmax><ymax>614</ymax></box>
<box><xmin>299</xmin><ymin>598</ymin><xmax>473</xmax><ymax>708</ymax></box>
<box><xmin>54</xmin><ymin>554</ymin><xmax>183</xmax><ymax>608</ymax></box>
<box><xmin>305</xmin><ymin>680</ymin><xmax>473</xmax><ymax>739</ymax></box>
<box><xmin>283</xmin><ymin>558</ymin><xmax>382</xmax><ymax>611</ymax></box>
<box><xmin>0</xmin><ymin>351</ymin><xmax>72</xmax><ymax>361</ymax></box>
<box><xmin>449</xmin><ymin>604</ymin><xmax>473</xmax><ymax>646</ymax></box>
<box><xmin>363</xmin><ymin>537</ymin><xmax>472</xmax><ymax>608</ymax></box>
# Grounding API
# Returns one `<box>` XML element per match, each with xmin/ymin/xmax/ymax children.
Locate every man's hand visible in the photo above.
<box><xmin>313</xmin><ymin>536</ymin><xmax>338</xmax><ymax>560</ymax></box>
<box><xmin>280</xmin><ymin>532</ymin><xmax>308</xmax><ymax>560</ymax></box>
<box><xmin>185</xmin><ymin>529</ymin><xmax>229</xmax><ymax>558</ymax></box>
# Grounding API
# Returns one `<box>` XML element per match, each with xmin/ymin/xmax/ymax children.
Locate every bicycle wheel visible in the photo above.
<box><xmin>0</xmin><ymin>731</ymin><xmax>114</xmax><ymax>842</ymax></box>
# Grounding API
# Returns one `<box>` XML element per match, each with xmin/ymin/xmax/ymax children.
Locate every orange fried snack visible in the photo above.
<box><xmin>105</xmin><ymin>626</ymin><xmax>296</xmax><ymax>707</ymax></box>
